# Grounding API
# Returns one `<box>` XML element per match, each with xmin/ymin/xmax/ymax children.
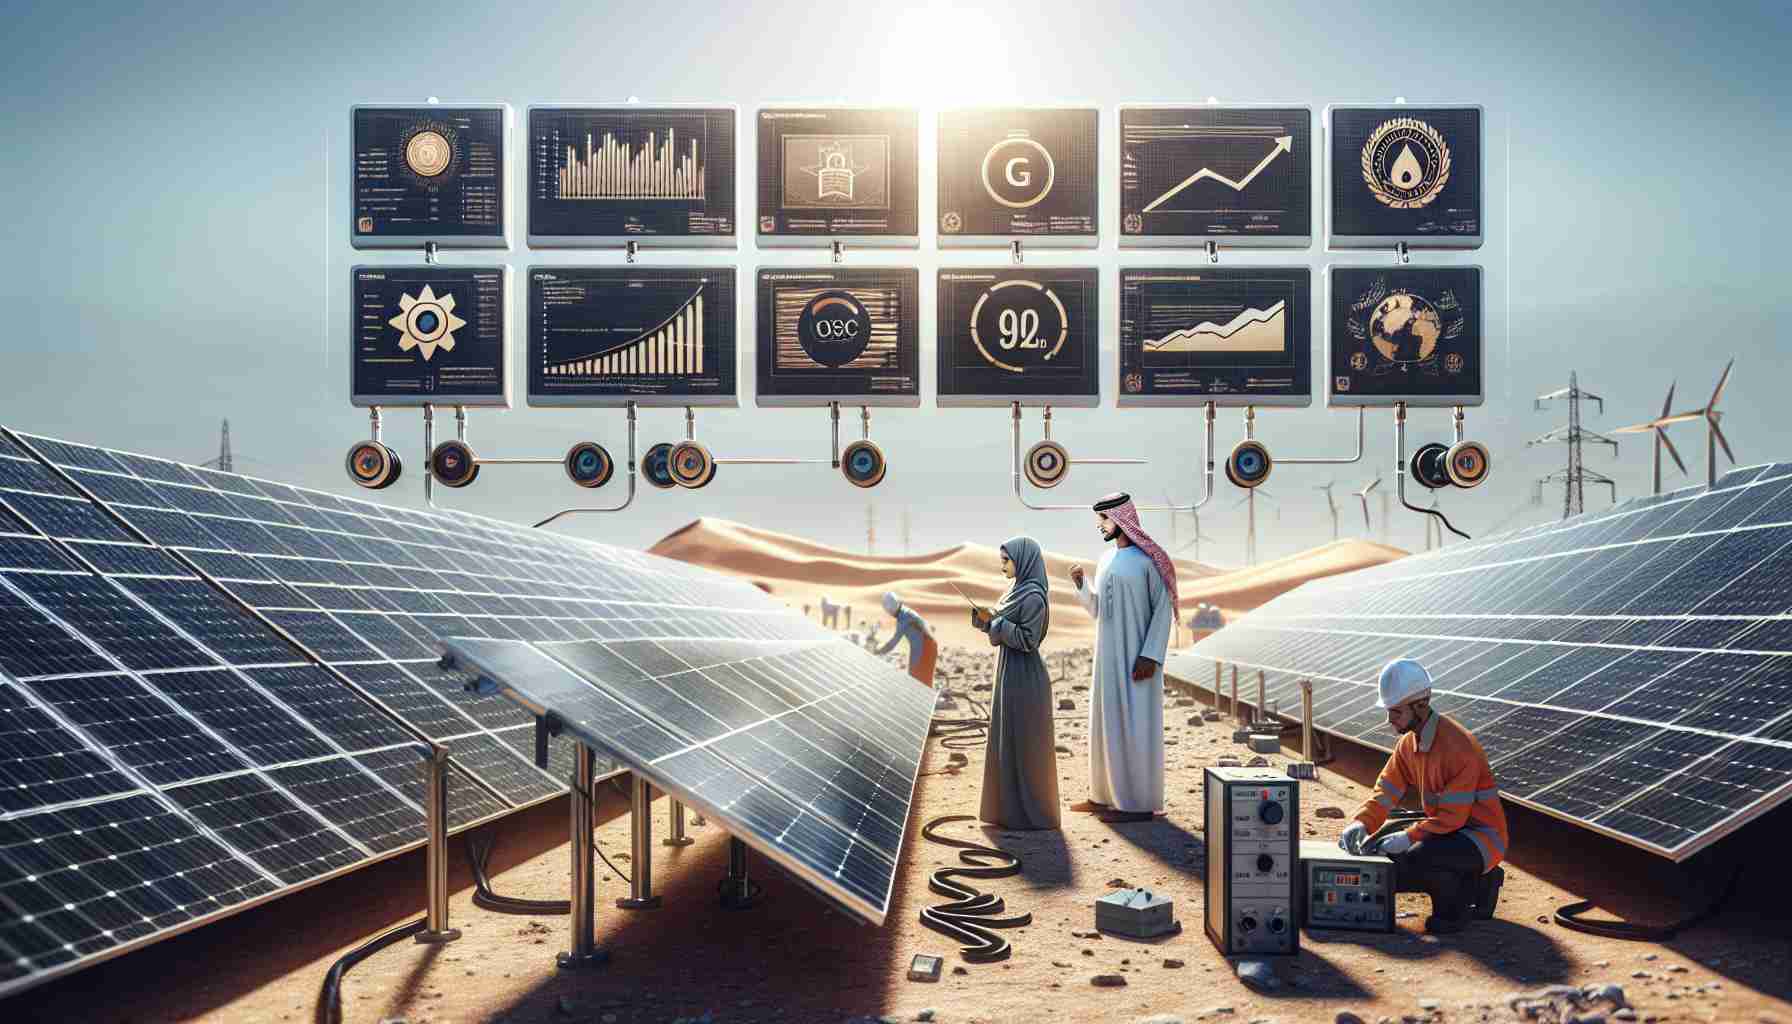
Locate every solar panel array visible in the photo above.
<box><xmin>1168</xmin><ymin>461</ymin><xmax>1792</xmax><ymax>861</ymax></box>
<box><xmin>444</xmin><ymin>633</ymin><xmax>933</xmax><ymax>925</ymax></box>
<box><xmin>0</xmin><ymin>427</ymin><xmax>804</xmax><ymax>997</ymax></box>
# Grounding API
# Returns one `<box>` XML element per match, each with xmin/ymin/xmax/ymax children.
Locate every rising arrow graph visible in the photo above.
<box><xmin>1142</xmin><ymin>135</ymin><xmax>1293</xmax><ymax>213</ymax></box>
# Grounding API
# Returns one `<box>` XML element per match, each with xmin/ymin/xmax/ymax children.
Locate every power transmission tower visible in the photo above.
<box><xmin>1529</xmin><ymin>371</ymin><xmax>1617</xmax><ymax>518</ymax></box>
<box><xmin>200</xmin><ymin>419</ymin><xmax>234</xmax><ymax>471</ymax></box>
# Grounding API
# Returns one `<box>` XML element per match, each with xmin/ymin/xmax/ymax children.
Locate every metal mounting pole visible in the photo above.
<box><xmin>719</xmin><ymin>836</ymin><xmax>758</xmax><ymax>909</ymax></box>
<box><xmin>830</xmin><ymin>402</ymin><xmax>842</xmax><ymax>468</ymax></box>
<box><xmin>1276</xmin><ymin>407</ymin><xmax>1367</xmax><ymax>466</ymax></box>
<box><xmin>1256</xmin><ymin>670</ymin><xmax>1267</xmax><ymax>728</ymax></box>
<box><xmin>664</xmin><ymin>798</ymin><xmax>693</xmax><ymax>847</ymax></box>
<box><xmin>1230</xmin><ymin>665</ymin><xmax>1240</xmax><ymax>721</ymax></box>
<box><xmin>422</xmin><ymin>403</ymin><xmax>437</xmax><ymax>509</ymax></box>
<box><xmin>559</xmin><ymin>742</ymin><xmax>609</xmax><ymax>968</ymax></box>
<box><xmin>369</xmin><ymin>406</ymin><xmax>383</xmax><ymax>443</ymax></box>
<box><xmin>1301</xmin><ymin>680</ymin><xmax>1314</xmax><ymax>761</ymax></box>
<box><xmin>616</xmin><ymin>775</ymin><xmax>661</xmax><ymax>909</ymax></box>
<box><xmin>414</xmin><ymin>746</ymin><xmax>462</xmax><ymax>944</ymax></box>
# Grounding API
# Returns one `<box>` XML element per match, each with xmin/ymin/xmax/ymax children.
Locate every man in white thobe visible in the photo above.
<box><xmin>1069</xmin><ymin>492</ymin><xmax>1176</xmax><ymax>822</ymax></box>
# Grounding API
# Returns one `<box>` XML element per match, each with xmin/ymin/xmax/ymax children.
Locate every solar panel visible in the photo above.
<box><xmin>0</xmin><ymin>427</ymin><xmax>814</xmax><ymax>996</ymax></box>
<box><xmin>442</xmin><ymin>630</ymin><xmax>933</xmax><ymax>925</ymax></box>
<box><xmin>1168</xmin><ymin>462</ymin><xmax>1792</xmax><ymax>861</ymax></box>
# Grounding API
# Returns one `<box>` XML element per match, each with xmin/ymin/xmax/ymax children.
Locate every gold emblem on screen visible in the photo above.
<box><xmin>405</xmin><ymin>130</ymin><xmax>454</xmax><ymax>178</ymax></box>
<box><xmin>389</xmin><ymin>285</ymin><xmax>465</xmax><ymax>362</ymax></box>
<box><xmin>1360</xmin><ymin>117</ymin><xmax>1451</xmax><ymax>209</ymax></box>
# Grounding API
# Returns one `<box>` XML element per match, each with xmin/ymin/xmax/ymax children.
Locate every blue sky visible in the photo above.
<box><xmin>1</xmin><ymin>0</ymin><xmax>1786</xmax><ymax>566</ymax></box>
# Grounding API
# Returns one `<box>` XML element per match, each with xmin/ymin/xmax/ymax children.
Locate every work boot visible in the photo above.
<box><xmin>1423</xmin><ymin>913</ymin><xmax>1466</xmax><ymax>935</ymax></box>
<box><xmin>1469</xmin><ymin>866</ymin><xmax>1504</xmax><ymax>920</ymax></box>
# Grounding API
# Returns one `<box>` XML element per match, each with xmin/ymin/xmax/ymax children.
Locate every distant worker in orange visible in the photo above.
<box><xmin>876</xmin><ymin>591</ymin><xmax>938</xmax><ymax>687</ymax></box>
<box><xmin>1341</xmin><ymin>659</ymin><xmax>1508</xmax><ymax>934</ymax></box>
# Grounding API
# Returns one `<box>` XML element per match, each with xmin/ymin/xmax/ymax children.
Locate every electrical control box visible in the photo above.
<box><xmin>1298</xmin><ymin>840</ymin><xmax>1395</xmax><ymax>933</ymax></box>
<box><xmin>1203</xmin><ymin>767</ymin><xmax>1298</xmax><ymax>956</ymax></box>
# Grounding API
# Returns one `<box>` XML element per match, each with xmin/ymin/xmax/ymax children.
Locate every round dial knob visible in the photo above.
<box><xmin>1268</xmin><ymin>916</ymin><xmax>1287</xmax><ymax>933</ymax></box>
<box><xmin>1256</xmin><ymin>853</ymin><xmax>1275</xmax><ymax>873</ymax></box>
<box><xmin>1238</xmin><ymin>915</ymin><xmax>1257</xmax><ymax>932</ymax></box>
<box><xmin>1258</xmin><ymin>800</ymin><xmax>1284</xmax><ymax>825</ymax></box>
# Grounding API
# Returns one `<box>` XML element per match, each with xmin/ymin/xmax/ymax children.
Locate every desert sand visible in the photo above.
<box><xmin>647</xmin><ymin>518</ymin><xmax>1405</xmax><ymax>648</ymax></box>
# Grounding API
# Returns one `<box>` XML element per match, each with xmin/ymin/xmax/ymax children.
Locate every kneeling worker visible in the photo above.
<box><xmin>1340</xmin><ymin>659</ymin><xmax>1508</xmax><ymax>934</ymax></box>
<box><xmin>876</xmin><ymin>591</ymin><xmax>939</xmax><ymax>687</ymax></box>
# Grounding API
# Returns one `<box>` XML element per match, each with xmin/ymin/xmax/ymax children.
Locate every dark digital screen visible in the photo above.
<box><xmin>351</xmin><ymin>266</ymin><xmax>507</xmax><ymax>407</ymax></box>
<box><xmin>1329</xmin><ymin>106</ymin><xmax>1482</xmax><ymax>247</ymax></box>
<box><xmin>938</xmin><ymin>108</ymin><xmax>1098</xmax><ymax>242</ymax></box>
<box><xmin>351</xmin><ymin>106</ymin><xmax>505</xmax><ymax>247</ymax></box>
<box><xmin>528</xmin><ymin>267</ymin><xmax>736</xmax><ymax>407</ymax></box>
<box><xmin>936</xmin><ymin>268</ymin><xmax>1099</xmax><ymax>406</ymax></box>
<box><xmin>1118</xmin><ymin>267</ymin><xmax>1312</xmax><ymax>407</ymax></box>
<box><xmin>756</xmin><ymin>108</ymin><xmax>919</xmax><ymax>241</ymax></box>
<box><xmin>755</xmin><ymin>268</ymin><xmax>920</xmax><ymax>406</ymax></box>
<box><xmin>528</xmin><ymin>107</ymin><xmax>736</xmax><ymax>244</ymax></box>
<box><xmin>1119</xmin><ymin>106</ymin><xmax>1311</xmax><ymax>244</ymax></box>
<box><xmin>1328</xmin><ymin>265</ymin><xmax>1483</xmax><ymax>407</ymax></box>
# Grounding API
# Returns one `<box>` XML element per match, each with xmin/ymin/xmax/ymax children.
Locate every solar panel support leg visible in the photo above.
<box><xmin>664</xmin><ymin>799</ymin><xmax>694</xmax><ymax>847</ymax></box>
<box><xmin>560</xmin><ymin>743</ymin><xmax>610</xmax><ymax>968</ymax></box>
<box><xmin>720</xmin><ymin>836</ymin><xmax>760</xmax><ymax>910</ymax></box>
<box><xmin>415</xmin><ymin>746</ymin><xmax>462</xmax><ymax>945</ymax></box>
<box><xmin>616</xmin><ymin>776</ymin><xmax>662</xmax><ymax>909</ymax></box>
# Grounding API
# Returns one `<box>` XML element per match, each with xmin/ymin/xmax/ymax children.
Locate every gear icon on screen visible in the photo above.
<box><xmin>389</xmin><ymin>285</ymin><xmax>465</xmax><ymax>362</ymax></box>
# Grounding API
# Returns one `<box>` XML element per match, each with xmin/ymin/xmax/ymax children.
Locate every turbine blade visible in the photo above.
<box><xmin>1710</xmin><ymin>417</ymin><xmax>1736</xmax><ymax>464</ymax></box>
<box><xmin>1662</xmin><ymin>382</ymin><xmax>1675</xmax><ymax>417</ymax></box>
<box><xmin>1658</xmin><ymin>428</ymin><xmax>1687</xmax><ymax>475</ymax></box>
<box><xmin>1709</xmin><ymin>359</ymin><xmax>1734</xmax><ymax>410</ymax></box>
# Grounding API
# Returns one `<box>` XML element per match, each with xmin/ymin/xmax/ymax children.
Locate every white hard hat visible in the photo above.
<box><xmin>1376</xmin><ymin>659</ymin><xmax>1433</xmax><ymax>709</ymax></box>
<box><xmin>882</xmin><ymin>592</ymin><xmax>902</xmax><ymax>616</ymax></box>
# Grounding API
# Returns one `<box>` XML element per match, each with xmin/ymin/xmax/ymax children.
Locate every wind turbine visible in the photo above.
<box><xmin>1612</xmin><ymin>381</ymin><xmax>1689</xmax><ymax>495</ymax></box>
<box><xmin>1316</xmin><ymin>481</ymin><xmax>1340</xmax><ymax>541</ymax></box>
<box><xmin>1354</xmin><ymin>475</ymin><xmax>1381</xmax><ymax>536</ymax></box>
<box><xmin>1615</xmin><ymin>360</ymin><xmax>1734</xmax><ymax>489</ymax></box>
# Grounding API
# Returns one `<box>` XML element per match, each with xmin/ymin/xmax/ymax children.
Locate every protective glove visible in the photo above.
<box><xmin>1377</xmin><ymin>831</ymin><xmax>1414</xmax><ymax>856</ymax></box>
<box><xmin>1339</xmin><ymin>821</ymin><xmax>1368</xmax><ymax>856</ymax></box>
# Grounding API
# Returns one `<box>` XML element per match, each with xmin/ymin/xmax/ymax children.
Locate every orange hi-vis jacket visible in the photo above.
<box><xmin>1353</xmin><ymin>712</ymin><xmax>1509</xmax><ymax>872</ymax></box>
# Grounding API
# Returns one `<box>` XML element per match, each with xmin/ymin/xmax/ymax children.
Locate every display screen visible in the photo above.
<box><xmin>1329</xmin><ymin>106</ymin><xmax>1482</xmax><ymax>246</ymax></box>
<box><xmin>351</xmin><ymin>266</ymin><xmax>507</xmax><ymax>406</ymax></box>
<box><xmin>938</xmin><ymin>108</ymin><xmax>1098</xmax><ymax>241</ymax></box>
<box><xmin>1119</xmin><ymin>106</ymin><xmax>1311</xmax><ymax>243</ymax></box>
<box><xmin>1118</xmin><ymin>267</ymin><xmax>1312</xmax><ymax>407</ymax></box>
<box><xmin>755</xmin><ymin>268</ymin><xmax>920</xmax><ymax>406</ymax></box>
<box><xmin>936</xmin><ymin>268</ymin><xmax>1098</xmax><ymax>405</ymax></box>
<box><xmin>527</xmin><ymin>267</ymin><xmax>736</xmax><ymax>407</ymax></box>
<box><xmin>756</xmin><ymin>108</ymin><xmax>919</xmax><ymax>239</ymax></box>
<box><xmin>351</xmin><ymin>106</ymin><xmax>505</xmax><ymax>245</ymax></box>
<box><xmin>1328</xmin><ymin>265</ymin><xmax>1483</xmax><ymax>407</ymax></box>
<box><xmin>527</xmin><ymin>107</ymin><xmax>735</xmax><ymax>243</ymax></box>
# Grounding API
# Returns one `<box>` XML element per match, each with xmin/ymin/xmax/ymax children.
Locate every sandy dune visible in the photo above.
<box><xmin>648</xmin><ymin>517</ymin><xmax>1406</xmax><ymax>648</ymax></box>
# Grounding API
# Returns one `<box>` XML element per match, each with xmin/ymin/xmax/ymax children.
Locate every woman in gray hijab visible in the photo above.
<box><xmin>971</xmin><ymin>536</ymin><xmax>1062</xmax><ymax>830</ymax></box>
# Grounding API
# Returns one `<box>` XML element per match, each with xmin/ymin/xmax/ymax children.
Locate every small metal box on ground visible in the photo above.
<box><xmin>1298</xmin><ymin>840</ymin><xmax>1395</xmax><ymax>933</ymax></box>
<box><xmin>1095</xmin><ymin>887</ymin><xmax>1178</xmax><ymax>938</ymax></box>
<box><xmin>1248</xmin><ymin>734</ymin><xmax>1280</xmax><ymax>754</ymax></box>
<box><xmin>1203</xmin><ymin>767</ymin><xmax>1298</xmax><ymax>957</ymax></box>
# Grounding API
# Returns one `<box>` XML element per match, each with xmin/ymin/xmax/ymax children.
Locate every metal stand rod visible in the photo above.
<box><xmin>1256</xmin><ymin>670</ymin><xmax>1267</xmax><ymax>728</ymax></box>
<box><xmin>535</xmin><ymin>403</ymin><xmax>640</xmax><ymax>525</ymax></box>
<box><xmin>1276</xmin><ymin>407</ymin><xmax>1368</xmax><ymax>466</ymax></box>
<box><xmin>1230</xmin><ymin>665</ymin><xmax>1240</xmax><ymax>722</ymax></box>
<box><xmin>616</xmin><ymin>776</ymin><xmax>662</xmax><ymax>909</ymax></box>
<box><xmin>1211</xmin><ymin>662</ymin><xmax>1224</xmax><ymax>718</ymax></box>
<box><xmin>664</xmin><ymin>798</ymin><xmax>693</xmax><ymax>847</ymax></box>
<box><xmin>1300</xmin><ymin>679</ymin><xmax>1315</xmax><ymax>761</ymax></box>
<box><xmin>422</xmin><ymin>403</ymin><xmax>437</xmax><ymax>510</ymax></box>
<box><xmin>559</xmin><ymin>743</ymin><xmax>608</xmax><ymax>968</ymax></box>
<box><xmin>415</xmin><ymin>746</ymin><xmax>462</xmax><ymax>944</ymax></box>
<box><xmin>369</xmin><ymin>406</ymin><xmax>383</xmax><ymax>443</ymax></box>
<box><xmin>830</xmin><ymin>402</ymin><xmax>841</xmax><ymax>469</ymax></box>
<box><xmin>719</xmin><ymin>836</ymin><xmax>758</xmax><ymax>909</ymax></box>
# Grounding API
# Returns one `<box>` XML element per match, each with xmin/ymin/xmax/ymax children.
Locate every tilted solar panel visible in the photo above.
<box><xmin>1168</xmin><ymin>461</ymin><xmax>1792</xmax><ymax>861</ymax></box>
<box><xmin>0</xmin><ymin>427</ymin><xmax>819</xmax><ymax>997</ymax></box>
<box><xmin>442</xmin><ymin>632</ymin><xmax>934</xmax><ymax>926</ymax></box>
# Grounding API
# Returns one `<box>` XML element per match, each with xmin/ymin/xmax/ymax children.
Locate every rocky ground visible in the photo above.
<box><xmin>13</xmin><ymin>645</ymin><xmax>1789</xmax><ymax>1024</ymax></box>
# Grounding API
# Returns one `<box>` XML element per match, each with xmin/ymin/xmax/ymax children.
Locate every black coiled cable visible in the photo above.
<box><xmin>918</xmin><ymin>814</ymin><xmax>1031</xmax><ymax>962</ymax></box>
<box><xmin>318</xmin><ymin>918</ymin><xmax>426</xmax><ymax>1024</ymax></box>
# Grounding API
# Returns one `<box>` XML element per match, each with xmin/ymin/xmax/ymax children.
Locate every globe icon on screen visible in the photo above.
<box><xmin>1369</xmin><ymin>291</ymin><xmax>1442</xmax><ymax>365</ymax></box>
